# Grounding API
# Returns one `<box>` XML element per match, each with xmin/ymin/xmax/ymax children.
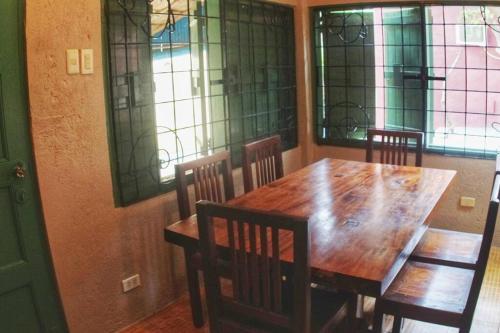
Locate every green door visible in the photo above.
<box><xmin>384</xmin><ymin>7</ymin><xmax>424</xmax><ymax>131</ymax></box>
<box><xmin>0</xmin><ymin>1</ymin><xmax>67</xmax><ymax>332</ymax></box>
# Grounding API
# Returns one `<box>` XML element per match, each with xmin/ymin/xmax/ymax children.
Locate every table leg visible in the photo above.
<box><xmin>356</xmin><ymin>294</ymin><xmax>365</xmax><ymax>318</ymax></box>
<box><xmin>348</xmin><ymin>294</ymin><xmax>369</xmax><ymax>333</ymax></box>
<box><xmin>184</xmin><ymin>247</ymin><xmax>204</xmax><ymax>328</ymax></box>
<box><xmin>372</xmin><ymin>300</ymin><xmax>383</xmax><ymax>333</ymax></box>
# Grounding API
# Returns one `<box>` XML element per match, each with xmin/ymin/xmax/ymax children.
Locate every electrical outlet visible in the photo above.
<box><xmin>460</xmin><ymin>196</ymin><xmax>476</xmax><ymax>208</ymax></box>
<box><xmin>122</xmin><ymin>274</ymin><xmax>141</xmax><ymax>293</ymax></box>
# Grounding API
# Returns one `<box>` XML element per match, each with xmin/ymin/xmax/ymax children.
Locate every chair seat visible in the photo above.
<box><xmin>381</xmin><ymin>261</ymin><xmax>474</xmax><ymax>324</ymax></box>
<box><xmin>220</xmin><ymin>289</ymin><xmax>350</xmax><ymax>333</ymax></box>
<box><xmin>411</xmin><ymin>227</ymin><xmax>482</xmax><ymax>269</ymax></box>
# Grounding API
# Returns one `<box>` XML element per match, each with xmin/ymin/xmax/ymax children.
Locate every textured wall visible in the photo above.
<box><xmin>24</xmin><ymin>1</ymin><xmax>302</xmax><ymax>332</ymax></box>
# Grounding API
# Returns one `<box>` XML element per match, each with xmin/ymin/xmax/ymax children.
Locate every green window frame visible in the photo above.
<box><xmin>313</xmin><ymin>4</ymin><xmax>500</xmax><ymax>158</ymax></box>
<box><xmin>105</xmin><ymin>0</ymin><xmax>297</xmax><ymax>206</ymax></box>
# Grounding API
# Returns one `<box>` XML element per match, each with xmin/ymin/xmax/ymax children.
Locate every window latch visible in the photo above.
<box><xmin>403</xmin><ymin>67</ymin><xmax>446</xmax><ymax>82</ymax></box>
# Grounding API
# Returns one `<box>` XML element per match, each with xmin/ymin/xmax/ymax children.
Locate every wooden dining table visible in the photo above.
<box><xmin>164</xmin><ymin>158</ymin><xmax>456</xmax><ymax>297</ymax></box>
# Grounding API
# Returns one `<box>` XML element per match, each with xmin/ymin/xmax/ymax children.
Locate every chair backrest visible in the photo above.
<box><xmin>463</xmin><ymin>157</ymin><xmax>500</xmax><ymax>325</ymax></box>
<box><xmin>175</xmin><ymin>151</ymin><xmax>235</xmax><ymax>219</ymax></box>
<box><xmin>196</xmin><ymin>201</ymin><xmax>310</xmax><ymax>333</ymax></box>
<box><xmin>366</xmin><ymin>128</ymin><xmax>423</xmax><ymax>167</ymax></box>
<box><xmin>242</xmin><ymin>135</ymin><xmax>284</xmax><ymax>193</ymax></box>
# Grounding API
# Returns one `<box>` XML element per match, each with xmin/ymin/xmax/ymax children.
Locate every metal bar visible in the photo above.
<box><xmin>420</xmin><ymin>4</ymin><xmax>428</xmax><ymax>147</ymax></box>
<box><xmin>198</xmin><ymin>1</ymin><xmax>209</xmax><ymax>154</ymax></box>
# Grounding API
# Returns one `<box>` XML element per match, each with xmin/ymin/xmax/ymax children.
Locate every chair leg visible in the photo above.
<box><xmin>372</xmin><ymin>300</ymin><xmax>384</xmax><ymax>333</ymax></box>
<box><xmin>184</xmin><ymin>248</ymin><xmax>204</xmax><ymax>328</ymax></box>
<box><xmin>392</xmin><ymin>315</ymin><xmax>402</xmax><ymax>333</ymax></box>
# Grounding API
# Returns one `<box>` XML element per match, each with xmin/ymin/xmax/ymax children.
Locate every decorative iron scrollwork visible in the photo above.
<box><xmin>323</xmin><ymin>101</ymin><xmax>371</xmax><ymax>140</ymax></box>
<box><xmin>115</xmin><ymin>0</ymin><xmax>176</xmax><ymax>38</ymax></box>
<box><xmin>324</xmin><ymin>12</ymin><xmax>368</xmax><ymax>44</ymax></box>
<box><xmin>492</xmin><ymin>122</ymin><xmax>500</xmax><ymax>134</ymax></box>
<box><xmin>127</xmin><ymin>126</ymin><xmax>184</xmax><ymax>183</ymax></box>
<box><xmin>480</xmin><ymin>6</ymin><xmax>500</xmax><ymax>34</ymax></box>
<box><xmin>150</xmin><ymin>0</ymin><xmax>177</xmax><ymax>37</ymax></box>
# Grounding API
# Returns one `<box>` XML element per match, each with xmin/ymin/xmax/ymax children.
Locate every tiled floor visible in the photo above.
<box><xmin>123</xmin><ymin>247</ymin><xmax>500</xmax><ymax>333</ymax></box>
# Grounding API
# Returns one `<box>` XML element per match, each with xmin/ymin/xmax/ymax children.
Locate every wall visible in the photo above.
<box><xmin>24</xmin><ymin>1</ymin><xmax>303</xmax><ymax>332</ymax></box>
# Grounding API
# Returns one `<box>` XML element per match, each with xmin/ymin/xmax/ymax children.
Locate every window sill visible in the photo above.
<box><xmin>316</xmin><ymin>139</ymin><xmax>498</xmax><ymax>160</ymax></box>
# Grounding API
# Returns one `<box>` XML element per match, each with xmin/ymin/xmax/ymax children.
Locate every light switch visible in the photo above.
<box><xmin>80</xmin><ymin>49</ymin><xmax>94</xmax><ymax>75</ymax></box>
<box><xmin>66</xmin><ymin>49</ymin><xmax>80</xmax><ymax>74</ymax></box>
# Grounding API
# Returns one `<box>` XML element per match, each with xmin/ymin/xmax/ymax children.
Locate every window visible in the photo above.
<box><xmin>106</xmin><ymin>0</ymin><xmax>297</xmax><ymax>205</ymax></box>
<box><xmin>313</xmin><ymin>4</ymin><xmax>500</xmax><ymax>158</ymax></box>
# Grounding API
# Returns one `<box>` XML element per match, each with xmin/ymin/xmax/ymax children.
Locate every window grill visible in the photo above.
<box><xmin>222</xmin><ymin>0</ymin><xmax>297</xmax><ymax>164</ymax></box>
<box><xmin>313</xmin><ymin>4</ymin><xmax>500</xmax><ymax>158</ymax></box>
<box><xmin>106</xmin><ymin>0</ymin><xmax>297</xmax><ymax>205</ymax></box>
<box><xmin>106</xmin><ymin>0</ymin><xmax>160</xmax><ymax>203</ymax></box>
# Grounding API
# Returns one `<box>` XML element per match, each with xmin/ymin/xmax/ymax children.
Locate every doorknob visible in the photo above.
<box><xmin>14</xmin><ymin>162</ymin><xmax>26</xmax><ymax>179</ymax></box>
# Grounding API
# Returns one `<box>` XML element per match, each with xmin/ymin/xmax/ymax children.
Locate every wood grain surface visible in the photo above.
<box><xmin>410</xmin><ymin>228</ymin><xmax>483</xmax><ymax>269</ymax></box>
<box><xmin>165</xmin><ymin>159</ymin><xmax>456</xmax><ymax>296</ymax></box>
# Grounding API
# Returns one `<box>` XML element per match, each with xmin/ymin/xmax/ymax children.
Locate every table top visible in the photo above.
<box><xmin>165</xmin><ymin>158</ymin><xmax>456</xmax><ymax>296</ymax></box>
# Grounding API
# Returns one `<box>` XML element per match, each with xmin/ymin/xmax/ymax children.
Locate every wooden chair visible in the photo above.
<box><xmin>410</xmin><ymin>154</ymin><xmax>500</xmax><ymax>270</ymax></box>
<box><xmin>196</xmin><ymin>200</ymin><xmax>351</xmax><ymax>333</ymax></box>
<box><xmin>242</xmin><ymin>135</ymin><xmax>284</xmax><ymax>193</ymax></box>
<box><xmin>362</xmin><ymin>128</ymin><xmax>424</xmax><ymax>325</ymax></box>
<box><xmin>373</xmin><ymin>172</ymin><xmax>500</xmax><ymax>333</ymax></box>
<box><xmin>366</xmin><ymin>128</ymin><xmax>424</xmax><ymax>167</ymax></box>
<box><xmin>175</xmin><ymin>151</ymin><xmax>235</xmax><ymax>327</ymax></box>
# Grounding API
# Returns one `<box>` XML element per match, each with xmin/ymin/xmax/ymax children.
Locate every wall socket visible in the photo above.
<box><xmin>122</xmin><ymin>274</ymin><xmax>141</xmax><ymax>293</ymax></box>
<box><xmin>460</xmin><ymin>196</ymin><xmax>476</xmax><ymax>208</ymax></box>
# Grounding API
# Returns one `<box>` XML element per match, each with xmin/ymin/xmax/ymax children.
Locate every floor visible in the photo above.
<box><xmin>123</xmin><ymin>247</ymin><xmax>500</xmax><ymax>333</ymax></box>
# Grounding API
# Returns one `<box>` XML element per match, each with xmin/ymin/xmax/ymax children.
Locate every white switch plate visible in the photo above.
<box><xmin>66</xmin><ymin>49</ymin><xmax>80</xmax><ymax>74</ymax></box>
<box><xmin>80</xmin><ymin>49</ymin><xmax>94</xmax><ymax>75</ymax></box>
<box><xmin>122</xmin><ymin>274</ymin><xmax>141</xmax><ymax>293</ymax></box>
